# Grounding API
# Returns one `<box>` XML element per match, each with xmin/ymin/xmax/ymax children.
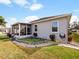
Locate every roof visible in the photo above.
<box><xmin>12</xmin><ymin>13</ymin><xmax>72</xmax><ymax>26</ymax></box>
<box><xmin>12</xmin><ymin>22</ymin><xmax>31</xmax><ymax>26</ymax></box>
<box><xmin>31</xmin><ymin>13</ymin><xmax>72</xmax><ymax>24</ymax></box>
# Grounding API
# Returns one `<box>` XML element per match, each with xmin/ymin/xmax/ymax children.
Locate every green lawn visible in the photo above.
<box><xmin>29</xmin><ymin>46</ymin><xmax>79</xmax><ymax>59</ymax></box>
<box><xmin>0</xmin><ymin>32</ymin><xmax>79</xmax><ymax>59</ymax></box>
<box><xmin>19</xmin><ymin>38</ymin><xmax>41</xmax><ymax>42</ymax></box>
<box><xmin>70</xmin><ymin>32</ymin><xmax>79</xmax><ymax>43</ymax></box>
<box><xmin>0</xmin><ymin>33</ymin><xmax>28</xmax><ymax>59</ymax></box>
<box><xmin>0</xmin><ymin>40</ymin><xmax>79</xmax><ymax>59</ymax></box>
<box><xmin>0</xmin><ymin>32</ymin><xmax>9</xmax><ymax>39</ymax></box>
<box><xmin>0</xmin><ymin>41</ymin><xmax>29</xmax><ymax>59</ymax></box>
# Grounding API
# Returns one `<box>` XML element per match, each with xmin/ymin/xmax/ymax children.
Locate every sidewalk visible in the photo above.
<box><xmin>70</xmin><ymin>42</ymin><xmax>79</xmax><ymax>47</ymax></box>
<box><xmin>58</xmin><ymin>43</ymin><xmax>79</xmax><ymax>50</ymax></box>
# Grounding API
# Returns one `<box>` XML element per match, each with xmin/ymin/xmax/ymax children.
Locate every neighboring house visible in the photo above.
<box><xmin>0</xmin><ymin>25</ymin><xmax>12</xmax><ymax>34</ymax></box>
<box><xmin>5</xmin><ymin>28</ymin><xmax>12</xmax><ymax>33</ymax></box>
<box><xmin>71</xmin><ymin>29</ymin><xmax>79</xmax><ymax>34</ymax></box>
<box><xmin>0</xmin><ymin>25</ymin><xmax>6</xmax><ymax>33</ymax></box>
<box><xmin>12</xmin><ymin>14</ymin><xmax>71</xmax><ymax>43</ymax></box>
<box><xmin>76</xmin><ymin>30</ymin><xmax>79</xmax><ymax>35</ymax></box>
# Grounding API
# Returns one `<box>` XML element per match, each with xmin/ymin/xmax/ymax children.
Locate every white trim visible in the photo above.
<box><xmin>52</xmin><ymin>20</ymin><xmax>59</xmax><ymax>33</ymax></box>
<box><xmin>26</xmin><ymin>26</ymin><xmax>27</xmax><ymax>35</ymax></box>
<box><xmin>18</xmin><ymin>24</ymin><xmax>21</xmax><ymax>36</ymax></box>
<box><xmin>15</xmin><ymin>35</ymin><xmax>32</xmax><ymax>39</ymax></box>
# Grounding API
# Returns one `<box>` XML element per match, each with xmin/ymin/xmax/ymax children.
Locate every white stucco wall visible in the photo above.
<box><xmin>32</xmin><ymin>16</ymin><xmax>70</xmax><ymax>43</ymax></box>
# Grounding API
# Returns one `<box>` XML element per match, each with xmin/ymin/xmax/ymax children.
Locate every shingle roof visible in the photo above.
<box><xmin>12</xmin><ymin>22</ymin><xmax>31</xmax><ymax>26</ymax></box>
<box><xmin>31</xmin><ymin>13</ymin><xmax>72</xmax><ymax>23</ymax></box>
<box><xmin>12</xmin><ymin>13</ymin><xmax>72</xmax><ymax>26</ymax></box>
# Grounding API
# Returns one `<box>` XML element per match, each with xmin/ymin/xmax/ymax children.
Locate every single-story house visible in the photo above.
<box><xmin>0</xmin><ymin>25</ymin><xmax>6</xmax><ymax>33</ymax></box>
<box><xmin>11</xmin><ymin>14</ymin><xmax>72</xmax><ymax>43</ymax></box>
<box><xmin>5</xmin><ymin>28</ymin><xmax>12</xmax><ymax>34</ymax></box>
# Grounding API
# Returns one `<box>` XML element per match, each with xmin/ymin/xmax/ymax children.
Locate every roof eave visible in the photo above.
<box><xmin>31</xmin><ymin>13</ymin><xmax>72</xmax><ymax>24</ymax></box>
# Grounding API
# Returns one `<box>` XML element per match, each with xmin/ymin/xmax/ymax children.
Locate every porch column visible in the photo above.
<box><xmin>18</xmin><ymin>24</ymin><xmax>21</xmax><ymax>36</ymax></box>
<box><xmin>26</xmin><ymin>26</ymin><xmax>27</xmax><ymax>35</ymax></box>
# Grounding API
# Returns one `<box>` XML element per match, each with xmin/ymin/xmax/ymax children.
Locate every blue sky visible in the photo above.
<box><xmin>0</xmin><ymin>0</ymin><xmax>79</xmax><ymax>27</ymax></box>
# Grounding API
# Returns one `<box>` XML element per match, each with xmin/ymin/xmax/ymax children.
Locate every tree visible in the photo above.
<box><xmin>74</xmin><ymin>21</ymin><xmax>79</xmax><ymax>29</ymax></box>
<box><xmin>70</xmin><ymin>21</ymin><xmax>79</xmax><ymax>30</ymax></box>
<box><xmin>0</xmin><ymin>16</ymin><xmax>6</xmax><ymax>26</ymax></box>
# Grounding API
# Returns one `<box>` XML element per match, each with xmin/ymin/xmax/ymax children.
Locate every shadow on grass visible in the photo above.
<box><xmin>0</xmin><ymin>38</ymin><xmax>10</xmax><ymax>42</ymax></box>
<box><xmin>13</xmin><ymin>42</ymin><xmax>41</xmax><ymax>55</ymax></box>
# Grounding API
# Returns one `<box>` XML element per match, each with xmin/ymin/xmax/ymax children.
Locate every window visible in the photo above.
<box><xmin>35</xmin><ymin>25</ymin><xmax>37</xmax><ymax>27</ymax></box>
<box><xmin>52</xmin><ymin>21</ymin><xmax>58</xmax><ymax>32</ymax></box>
<box><xmin>35</xmin><ymin>25</ymin><xmax>37</xmax><ymax>31</ymax></box>
<box><xmin>27</xmin><ymin>26</ymin><xmax>31</xmax><ymax>35</ymax></box>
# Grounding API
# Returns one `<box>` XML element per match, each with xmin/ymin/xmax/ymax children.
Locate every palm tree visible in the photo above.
<box><xmin>0</xmin><ymin>16</ymin><xmax>6</xmax><ymax>26</ymax></box>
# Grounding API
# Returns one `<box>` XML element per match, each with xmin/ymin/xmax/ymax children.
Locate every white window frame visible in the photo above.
<box><xmin>52</xmin><ymin>21</ymin><xmax>59</xmax><ymax>33</ymax></box>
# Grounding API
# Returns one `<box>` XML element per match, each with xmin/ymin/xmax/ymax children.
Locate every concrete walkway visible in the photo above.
<box><xmin>58</xmin><ymin>43</ymin><xmax>79</xmax><ymax>50</ymax></box>
<box><xmin>13</xmin><ymin>41</ymin><xmax>58</xmax><ymax>48</ymax></box>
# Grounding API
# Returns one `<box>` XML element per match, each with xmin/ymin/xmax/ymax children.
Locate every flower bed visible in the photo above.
<box><xmin>16</xmin><ymin>37</ymin><xmax>49</xmax><ymax>45</ymax></box>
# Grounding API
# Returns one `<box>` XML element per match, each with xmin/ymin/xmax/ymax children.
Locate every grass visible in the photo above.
<box><xmin>70</xmin><ymin>32</ymin><xmax>79</xmax><ymax>43</ymax></box>
<box><xmin>0</xmin><ymin>41</ymin><xmax>29</xmax><ymax>59</ymax></box>
<box><xmin>29</xmin><ymin>46</ymin><xmax>79</xmax><ymax>59</ymax></box>
<box><xmin>19</xmin><ymin>38</ymin><xmax>41</xmax><ymax>42</ymax></box>
<box><xmin>0</xmin><ymin>35</ymin><xmax>9</xmax><ymax>39</ymax></box>
<box><xmin>0</xmin><ymin>32</ymin><xmax>9</xmax><ymax>41</ymax></box>
<box><xmin>0</xmin><ymin>39</ymin><xmax>79</xmax><ymax>59</ymax></box>
<box><xmin>0</xmin><ymin>32</ymin><xmax>29</xmax><ymax>59</ymax></box>
<box><xmin>0</xmin><ymin>32</ymin><xmax>79</xmax><ymax>59</ymax></box>
<box><xmin>0</xmin><ymin>32</ymin><xmax>9</xmax><ymax>39</ymax></box>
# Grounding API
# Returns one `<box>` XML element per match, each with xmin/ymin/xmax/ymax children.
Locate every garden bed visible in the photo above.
<box><xmin>16</xmin><ymin>37</ymin><xmax>50</xmax><ymax>45</ymax></box>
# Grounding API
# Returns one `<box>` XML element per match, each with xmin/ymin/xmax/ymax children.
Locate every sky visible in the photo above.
<box><xmin>0</xmin><ymin>0</ymin><xmax>79</xmax><ymax>27</ymax></box>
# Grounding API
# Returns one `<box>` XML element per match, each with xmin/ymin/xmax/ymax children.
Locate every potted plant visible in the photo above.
<box><xmin>68</xmin><ymin>35</ymin><xmax>72</xmax><ymax>42</ymax></box>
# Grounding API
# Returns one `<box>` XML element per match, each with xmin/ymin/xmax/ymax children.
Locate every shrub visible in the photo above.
<box><xmin>33</xmin><ymin>33</ymin><xmax>38</xmax><ymax>37</ymax></box>
<box><xmin>49</xmin><ymin>34</ymin><xmax>55</xmax><ymax>41</ymax></box>
<box><xmin>7</xmin><ymin>33</ymin><xmax>12</xmax><ymax>38</ymax></box>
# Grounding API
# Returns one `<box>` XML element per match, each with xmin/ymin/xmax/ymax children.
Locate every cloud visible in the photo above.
<box><xmin>70</xmin><ymin>15</ymin><xmax>79</xmax><ymax>24</ymax></box>
<box><xmin>23</xmin><ymin>16</ymin><xmax>39</xmax><ymax>23</ymax></box>
<box><xmin>0</xmin><ymin>0</ymin><xmax>43</xmax><ymax>11</ymax></box>
<box><xmin>13</xmin><ymin>0</ymin><xmax>30</xmax><ymax>7</ymax></box>
<box><xmin>30</xmin><ymin>3</ymin><xmax>43</xmax><ymax>11</ymax></box>
<box><xmin>6</xmin><ymin>16</ymin><xmax>39</xmax><ymax>27</ymax></box>
<box><xmin>10</xmin><ymin>17</ymin><xmax>17</xmax><ymax>23</ymax></box>
<box><xmin>0</xmin><ymin>0</ymin><xmax>11</xmax><ymax>5</ymax></box>
<box><xmin>73</xmin><ymin>9</ymin><xmax>79</xmax><ymax>12</ymax></box>
<box><xmin>6</xmin><ymin>17</ymin><xmax>17</xmax><ymax>27</ymax></box>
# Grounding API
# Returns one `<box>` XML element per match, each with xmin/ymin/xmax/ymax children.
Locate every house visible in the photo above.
<box><xmin>12</xmin><ymin>14</ymin><xmax>72</xmax><ymax>43</ymax></box>
<box><xmin>0</xmin><ymin>25</ymin><xmax>6</xmax><ymax>33</ymax></box>
<box><xmin>5</xmin><ymin>28</ymin><xmax>12</xmax><ymax>34</ymax></box>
